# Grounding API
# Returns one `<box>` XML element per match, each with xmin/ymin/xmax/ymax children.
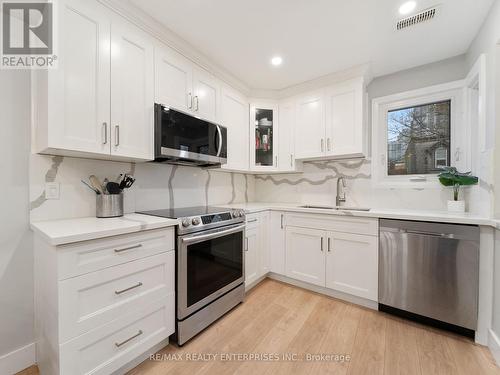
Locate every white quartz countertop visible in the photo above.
<box><xmin>31</xmin><ymin>213</ymin><xmax>179</xmax><ymax>246</ymax></box>
<box><xmin>222</xmin><ymin>202</ymin><xmax>494</xmax><ymax>226</ymax></box>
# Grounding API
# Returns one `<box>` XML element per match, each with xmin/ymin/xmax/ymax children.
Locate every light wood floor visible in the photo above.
<box><xmin>18</xmin><ymin>279</ymin><xmax>500</xmax><ymax>375</ymax></box>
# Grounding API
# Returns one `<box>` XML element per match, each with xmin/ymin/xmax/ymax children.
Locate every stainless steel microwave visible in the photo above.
<box><xmin>154</xmin><ymin>104</ymin><xmax>227</xmax><ymax>167</ymax></box>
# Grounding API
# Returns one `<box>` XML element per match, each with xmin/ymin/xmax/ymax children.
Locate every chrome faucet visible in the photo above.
<box><xmin>336</xmin><ymin>177</ymin><xmax>346</xmax><ymax>207</ymax></box>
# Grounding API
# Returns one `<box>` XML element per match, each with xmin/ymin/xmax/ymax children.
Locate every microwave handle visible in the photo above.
<box><xmin>216</xmin><ymin>125</ymin><xmax>223</xmax><ymax>157</ymax></box>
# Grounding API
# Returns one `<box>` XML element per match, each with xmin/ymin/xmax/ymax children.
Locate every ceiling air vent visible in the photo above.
<box><xmin>397</xmin><ymin>7</ymin><xmax>437</xmax><ymax>30</ymax></box>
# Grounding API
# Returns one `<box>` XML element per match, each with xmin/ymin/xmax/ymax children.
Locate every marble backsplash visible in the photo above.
<box><xmin>255</xmin><ymin>158</ymin><xmax>492</xmax><ymax>215</ymax></box>
<box><xmin>29</xmin><ymin>154</ymin><xmax>254</xmax><ymax>222</ymax></box>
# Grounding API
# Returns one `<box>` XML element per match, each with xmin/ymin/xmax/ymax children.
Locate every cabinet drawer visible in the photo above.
<box><xmin>286</xmin><ymin>213</ymin><xmax>378</xmax><ymax>236</ymax></box>
<box><xmin>58</xmin><ymin>228</ymin><xmax>175</xmax><ymax>279</ymax></box>
<box><xmin>59</xmin><ymin>252</ymin><xmax>174</xmax><ymax>342</ymax></box>
<box><xmin>246</xmin><ymin>213</ymin><xmax>260</xmax><ymax>229</ymax></box>
<box><xmin>60</xmin><ymin>295</ymin><xmax>174</xmax><ymax>375</ymax></box>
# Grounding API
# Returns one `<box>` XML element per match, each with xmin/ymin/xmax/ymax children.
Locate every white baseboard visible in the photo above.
<box><xmin>489</xmin><ymin>329</ymin><xmax>500</xmax><ymax>367</ymax></box>
<box><xmin>0</xmin><ymin>343</ymin><xmax>36</xmax><ymax>375</ymax></box>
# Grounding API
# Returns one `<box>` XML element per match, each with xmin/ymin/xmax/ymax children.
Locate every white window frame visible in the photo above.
<box><xmin>372</xmin><ymin>80</ymin><xmax>469</xmax><ymax>188</ymax></box>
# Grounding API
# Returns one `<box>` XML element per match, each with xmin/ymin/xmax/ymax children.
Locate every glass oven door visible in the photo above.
<box><xmin>177</xmin><ymin>224</ymin><xmax>245</xmax><ymax>319</ymax></box>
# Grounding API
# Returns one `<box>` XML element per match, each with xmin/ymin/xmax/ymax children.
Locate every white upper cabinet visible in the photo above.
<box><xmin>33</xmin><ymin>0</ymin><xmax>155</xmax><ymax>161</ymax></box>
<box><xmin>155</xmin><ymin>47</ymin><xmax>193</xmax><ymax>112</ymax></box>
<box><xmin>295</xmin><ymin>91</ymin><xmax>326</xmax><ymax>159</ymax></box>
<box><xmin>220</xmin><ymin>86</ymin><xmax>249</xmax><ymax>171</ymax></box>
<box><xmin>325</xmin><ymin>78</ymin><xmax>365</xmax><ymax>158</ymax></box>
<box><xmin>192</xmin><ymin>68</ymin><xmax>219</xmax><ymax>123</ymax></box>
<box><xmin>154</xmin><ymin>48</ymin><xmax>219</xmax><ymax>123</ymax></box>
<box><xmin>293</xmin><ymin>78</ymin><xmax>366</xmax><ymax>161</ymax></box>
<box><xmin>278</xmin><ymin>99</ymin><xmax>300</xmax><ymax>172</ymax></box>
<box><xmin>110</xmin><ymin>19</ymin><xmax>154</xmax><ymax>160</ymax></box>
<box><xmin>37</xmin><ymin>0</ymin><xmax>111</xmax><ymax>156</ymax></box>
<box><xmin>250</xmin><ymin>102</ymin><xmax>279</xmax><ymax>171</ymax></box>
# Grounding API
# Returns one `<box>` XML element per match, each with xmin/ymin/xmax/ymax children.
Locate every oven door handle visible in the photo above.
<box><xmin>181</xmin><ymin>224</ymin><xmax>245</xmax><ymax>244</ymax></box>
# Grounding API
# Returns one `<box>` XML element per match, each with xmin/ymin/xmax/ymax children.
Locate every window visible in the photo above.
<box><xmin>372</xmin><ymin>81</ymin><xmax>468</xmax><ymax>188</ymax></box>
<box><xmin>387</xmin><ymin>100</ymin><xmax>451</xmax><ymax>175</ymax></box>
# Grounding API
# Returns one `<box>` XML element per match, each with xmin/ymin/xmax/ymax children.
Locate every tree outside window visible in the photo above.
<box><xmin>387</xmin><ymin>100</ymin><xmax>451</xmax><ymax>175</ymax></box>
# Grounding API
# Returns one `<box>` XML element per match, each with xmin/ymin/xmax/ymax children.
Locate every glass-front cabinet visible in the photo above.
<box><xmin>250</xmin><ymin>103</ymin><xmax>278</xmax><ymax>171</ymax></box>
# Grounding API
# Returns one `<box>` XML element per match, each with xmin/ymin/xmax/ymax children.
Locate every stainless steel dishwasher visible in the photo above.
<box><xmin>379</xmin><ymin>219</ymin><xmax>479</xmax><ymax>336</ymax></box>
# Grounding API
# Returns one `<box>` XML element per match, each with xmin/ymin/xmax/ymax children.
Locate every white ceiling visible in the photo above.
<box><xmin>129</xmin><ymin>0</ymin><xmax>493</xmax><ymax>90</ymax></box>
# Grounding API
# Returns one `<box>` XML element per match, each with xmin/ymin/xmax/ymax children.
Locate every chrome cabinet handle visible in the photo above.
<box><xmin>194</xmin><ymin>96</ymin><xmax>199</xmax><ymax>111</ymax></box>
<box><xmin>327</xmin><ymin>237</ymin><xmax>331</xmax><ymax>252</ymax></box>
<box><xmin>114</xmin><ymin>125</ymin><xmax>120</xmax><ymax>146</ymax></box>
<box><xmin>320</xmin><ymin>237</ymin><xmax>324</xmax><ymax>252</ymax></box>
<box><xmin>102</xmin><ymin>122</ymin><xmax>108</xmax><ymax>144</ymax></box>
<box><xmin>275</xmin><ymin>156</ymin><xmax>278</xmax><ymax>166</ymax></box>
<box><xmin>245</xmin><ymin>237</ymin><xmax>249</xmax><ymax>251</ymax></box>
<box><xmin>115</xmin><ymin>282</ymin><xmax>143</xmax><ymax>295</ymax></box>
<box><xmin>115</xmin><ymin>330</ymin><xmax>143</xmax><ymax>348</ymax></box>
<box><xmin>280</xmin><ymin>214</ymin><xmax>284</xmax><ymax>229</ymax></box>
<box><xmin>188</xmin><ymin>92</ymin><xmax>193</xmax><ymax>109</ymax></box>
<box><xmin>290</xmin><ymin>154</ymin><xmax>293</xmax><ymax>167</ymax></box>
<box><xmin>321</xmin><ymin>139</ymin><xmax>324</xmax><ymax>152</ymax></box>
<box><xmin>247</xmin><ymin>218</ymin><xmax>257</xmax><ymax>223</ymax></box>
<box><xmin>327</xmin><ymin>138</ymin><xmax>331</xmax><ymax>152</ymax></box>
<box><xmin>114</xmin><ymin>244</ymin><xmax>142</xmax><ymax>253</ymax></box>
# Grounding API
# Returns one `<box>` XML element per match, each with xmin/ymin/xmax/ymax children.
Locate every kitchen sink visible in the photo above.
<box><xmin>298</xmin><ymin>205</ymin><xmax>370</xmax><ymax>212</ymax></box>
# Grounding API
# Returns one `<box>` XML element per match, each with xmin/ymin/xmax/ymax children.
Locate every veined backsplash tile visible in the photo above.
<box><xmin>255</xmin><ymin>159</ymin><xmax>490</xmax><ymax>214</ymax></box>
<box><xmin>30</xmin><ymin>154</ymin><xmax>255</xmax><ymax>222</ymax></box>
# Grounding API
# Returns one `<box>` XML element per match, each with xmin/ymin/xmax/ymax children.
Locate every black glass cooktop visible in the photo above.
<box><xmin>137</xmin><ymin>206</ymin><xmax>231</xmax><ymax>219</ymax></box>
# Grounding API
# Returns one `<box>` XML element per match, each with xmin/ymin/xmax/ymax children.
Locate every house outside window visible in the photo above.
<box><xmin>387</xmin><ymin>100</ymin><xmax>451</xmax><ymax>176</ymax></box>
<box><xmin>372</xmin><ymin>81</ymin><xmax>468</xmax><ymax>188</ymax></box>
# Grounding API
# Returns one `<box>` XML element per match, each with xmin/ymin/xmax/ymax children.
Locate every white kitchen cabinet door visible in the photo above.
<box><xmin>250</xmin><ymin>103</ymin><xmax>279</xmax><ymax>171</ymax></box>
<box><xmin>48</xmin><ymin>0</ymin><xmax>111</xmax><ymax>155</ymax></box>
<box><xmin>193</xmin><ymin>67</ymin><xmax>219</xmax><ymax>122</ymax></box>
<box><xmin>285</xmin><ymin>227</ymin><xmax>326</xmax><ymax>286</ymax></box>
<box><xmin>155</xmin><ymin>46</ymin><xmax>193</xmax><ymax>112</ymax></box>
<box><xmin>269</xmin><ymin>211</ymin><xmax>286</xmax><ymax>275</ymax></box>
<box><xmin>245</xmin><ymin>226</ymin><xmax>259</xmax><ymax>287</ymax></box>
<box><xmin>278</xmin><ymin>99</ymin><xmax>297</xmax><ymax>171</ymax></box>
<box><xmin>295</xmin><ymin>91</ymin><xmax>326</xmax><ymax>159</ymax></box>
<box><xmin>110</xmin><ymin>20</ymin><xmax>154</xmax><ymax>160</ymax></box>
<box><xmin>220</xmin><ymin>87</ymin><xmax>249</xmax><ymax>171</ymax></box>
<box><xmin>326</xmin><ymin>231</ymin><xmax>378</xmax><ymax>301</ymax></box>
<box><xmin>259</xmin><ymin>212</ymin><xmax>270</xmax><ymax>276</ymax></box>
<box><xmin>325</xmin><ymin>79</ymin><xmax>364</xmax><ymax>157</ymax></box>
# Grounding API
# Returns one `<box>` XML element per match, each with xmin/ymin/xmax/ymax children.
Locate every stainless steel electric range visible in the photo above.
<box><xmin>138</xmin><ymin>206</ymin><xmax>246</xmax><ymax>345</ymax></box>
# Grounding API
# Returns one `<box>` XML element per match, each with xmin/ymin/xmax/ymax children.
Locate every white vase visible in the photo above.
<box><xmin>447</xmin><ymin>200</ymin><xmax>465</xmax><ymax>213</ymax></box>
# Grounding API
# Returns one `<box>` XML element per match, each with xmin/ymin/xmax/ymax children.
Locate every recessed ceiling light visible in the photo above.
<box><xmin>271</xmin><ymin>56</ymin><xmax>283</xmax><ymax>66</ymax></box>
<box><xmin>399</xmin><ymin>1</ymin><xmax>417</xmax><ymax>15</ymax></box>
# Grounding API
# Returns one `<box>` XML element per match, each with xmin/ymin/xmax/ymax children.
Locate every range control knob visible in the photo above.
<box><xmin>181</xmin><ymin>219</ymin><xmax>191</xmax><ymax>227</ymax></box>
<box><xmin>232</xmin><ymin>211</ymin><xmax>240</xmax><ymax>218</ymax></box>
<box><xmin>192</xmin><ymin>217</ymin><xmax>201</xmax><ymax>226</ymax></box>
<box><xmin>239</xmin><ymin>210</ymin><xmax>246</xmax><ymax>218</ymax></box>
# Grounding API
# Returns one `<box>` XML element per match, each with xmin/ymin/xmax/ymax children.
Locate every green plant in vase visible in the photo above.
<box><xmin>437</xmin><ymin>167</ymin><xmax>478</xmax><ymax>212</ymax></box>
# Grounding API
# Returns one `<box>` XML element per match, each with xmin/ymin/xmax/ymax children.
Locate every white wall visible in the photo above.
<box><xmin>467</xmin><ymin>0</ymin><xmax>500</xmax><ymax>351</ymax></box>
<box><xmin>0</xmin><ymin>71</ymin><xmax>34</xmax><ymax>361</ymax></box>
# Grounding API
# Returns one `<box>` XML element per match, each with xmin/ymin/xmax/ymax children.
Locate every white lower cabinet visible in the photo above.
<box><xmin>325</xmin><ymin>232</ymin><xmax>378</xmax><ymax>301</ymax></box>
<box><xmin>245</xmin><ymin>225</ymin><xmax>259</xmax><ymax>287</ymax></box>
<box><xmin>285</xmin><ymin>226</ymin><xmax>326</xmax><ymax>286</ymax></box>
<box><xmin>34</xmin><ymin>227</ymin><xmax>175</xmax><ymax>375</ymax></box>
<box><xmin>269</xmin><ymin>211</ymin><xmax>286</xmax><ymax>275</ymax></box>
<box><xmin>283</xmin><ymin>214</ymin><xmax>378</xmax><ymax>301</ymax></box>
<box><xmin>245</xmin><ymin>212</ymin><xmax>270</xmax><ymax>288</ymax></box>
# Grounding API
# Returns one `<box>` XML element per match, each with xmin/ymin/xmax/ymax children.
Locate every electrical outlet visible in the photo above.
<box><xmin>45</xmin><ymin>182</ymin><xmax>60</xmax><ymax>200</ymax></box>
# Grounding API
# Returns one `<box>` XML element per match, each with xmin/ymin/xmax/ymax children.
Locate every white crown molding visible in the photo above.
<box><xmin>249</xmin><ymin>63</ymin><xmax>373</xmax><ymax>100</ymax></box>
<box><xmin>98</xmin><ymin>0</ymin><xmax>251</xmax><ymax>95</ymax></box>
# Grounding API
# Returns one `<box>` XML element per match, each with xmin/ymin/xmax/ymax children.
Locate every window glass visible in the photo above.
<box><xmin>387</xmin><ymin>100</ymin><xmax>451</xmax><ymax>175</ymax></box>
